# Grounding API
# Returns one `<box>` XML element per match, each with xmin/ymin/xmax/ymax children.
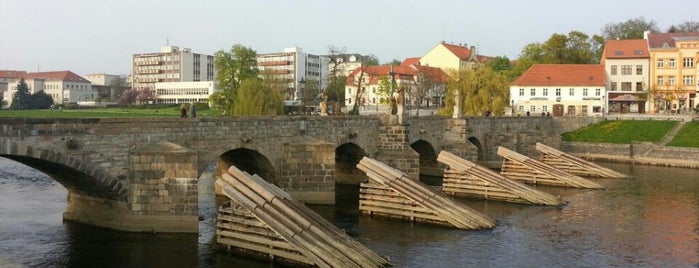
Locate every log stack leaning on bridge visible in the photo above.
<box><xmin>497</xmin><ymin>147</ymin><xmax>604</xmax><ymax>189</ymax></box>
<box><xmin>535</xmin><ymin>143</ymin><xmax>630</xmax><ymax>179</ymax></box>
<box><xmin>356</xmin><ymin>157</ymin><xmax>495</xmax><ymax>230</ymax></box>
<box><xmin>437</xmin><ymin>151</ymin><xmax>564</xmax><ymax>206</ymax></box>
<box><xmin>216</xmin><ymin>165</ymin><xmax>390</xmax><ymax>268</ymax></box>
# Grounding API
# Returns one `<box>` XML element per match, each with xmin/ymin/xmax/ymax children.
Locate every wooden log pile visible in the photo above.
<box><xmin>437</xmin><ymin>151</ymin><xmax>563</xmax><ymax>205</ymax></box>
<box><xmin>216</xmin><ymin>165</ymin><xmax>390</xmax><ymax>268</ymax></box>
<box><xmin>536</xmin><ymin>143</ymin><xmax>630</xmax><ymax>179</ymax></box>
<box><xmin>497</xmin><ymin>147</ymin><xmax>604</xmax><ymax>189</ymax></box>
<box><xmin>356</xmin><ymin>157</ymin><xmax>495</xmax><ymax>230</ymax></box>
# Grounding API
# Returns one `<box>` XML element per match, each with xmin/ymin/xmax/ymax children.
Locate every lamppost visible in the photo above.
<box><xmin>511</xmin><ymin>99</ymin><xmax>515</xmax><ymax>116</ymax></box>
<box><xmin>389</xmin><ymin>66</ymin><xmax>396</xmax><ymax>115</ymax></box>
<box><xmin>602</xmin><ymin>95</ymin><xmax>606</xmax><ymax>116</ymax></box>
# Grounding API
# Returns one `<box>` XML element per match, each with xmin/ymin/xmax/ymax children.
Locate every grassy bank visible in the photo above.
<box><xmin>667</xmin><ymin>121</ymin><xmax>699</xmax><ymax>148</ymax></box>
<box><xmin>561</xmin><ymin>120</ymin><xmax>677</xmax><ymax>144</ymax></box>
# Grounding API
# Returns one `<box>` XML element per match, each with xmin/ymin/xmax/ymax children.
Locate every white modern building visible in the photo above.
<box><xmin>510</xmin><ymin>64</ymin><xmax>606</xmax><ymax>116</ymax></box>
<box><xmin>257</xmin><ymin>47</ymin><xmax>329</xmax><ymax>102</ymax></box>
<box><xmin>600</xmin><ymin>39</ymin><xmax>650</xmax><ymax>113</ymax></box>
<box><xmin>131</xmin><ymin>46</ymin><xmax>215</xmax><ymax>91</ymax></box>
<box><xmin>154</xmin><ymin>81</ymin><xmax>216</xmax><ymax>104</ymax></box>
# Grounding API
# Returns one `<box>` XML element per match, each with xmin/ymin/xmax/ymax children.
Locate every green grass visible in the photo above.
<box><xmin>667</xmin><ymin>121</ymin><xmax>699</xmax><ymax>148</ymax></box>
<box><xmin>0</xmin><ymin>106</ymin><xmax>216</xmax><ymax>118</ymax></box>
<box><xmin>561</xmin><ymin>120</ymin><xmax>677</xmax><ymax>144</ymax></box>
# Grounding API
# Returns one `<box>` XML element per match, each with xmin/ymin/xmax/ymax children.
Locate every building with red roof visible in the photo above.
<box><xmin>645</xmin><ymin>31</ymin><xmax>699</xmax><ymax>113</ymax></box>
<box><xmin>3</xmin><ymin>70</ymin><xmax>95</xmax><ymax>107</ymax></box>
<box><xmin>510</xmin><ymin>64</ymin><xmax>606</xmax><ymax>116</ymax></box>
<box><xmin>420</xmin><ymin>41</ymin><xmax>493</xmax><ymax>72</ymax></box>
<box><xmin>345</xmin><ymin>61</ymin><xmax>449</xmax><ymax>110</ymax></box>
<box><xmin>600</xmin><ymin>39</ymin><xmax>650</xmax><ymax>113</ymax></box>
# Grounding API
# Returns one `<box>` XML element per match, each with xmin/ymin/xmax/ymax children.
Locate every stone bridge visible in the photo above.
<box><xmin>0</xmin><ymin>115</ymin><xmax>569</xmax><ymax>233</ymax></box>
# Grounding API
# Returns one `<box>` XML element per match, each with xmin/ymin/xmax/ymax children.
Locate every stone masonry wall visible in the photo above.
<box><xmin>279</xmin><ymin>138</ymin><xmax>336</xmax><ymax>204</ymax></box>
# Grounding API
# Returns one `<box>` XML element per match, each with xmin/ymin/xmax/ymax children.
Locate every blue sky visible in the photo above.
<box><xmin>1</xmin><ymin>0</ymin><xmax>695</xmax><ymax>76</ymax></box>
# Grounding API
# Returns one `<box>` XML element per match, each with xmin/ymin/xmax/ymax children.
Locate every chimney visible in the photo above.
<box><xmin>643</xmin><ymin>30</ymin><xmax>650</xmax><ymax>40</ymax></box>
<box><xmin>470</xmin><ymin>45</ymin><xmax>477</xmax><ymax>56</ymax></box>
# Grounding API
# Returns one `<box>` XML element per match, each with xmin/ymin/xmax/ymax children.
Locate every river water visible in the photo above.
<box><xmin>0</xmin><ymin>157</ymin><xmax>697</xmax><ymax>267</ymax></box>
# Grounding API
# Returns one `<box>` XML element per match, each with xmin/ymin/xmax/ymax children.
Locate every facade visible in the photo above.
<box><xmin>510</xmin><ymin>64</ymin><xmax>606</xmax><ymax>116</ymax></box>
<box><xmin>600</xmin><ymin>39</ymin><xmax>650</xmax><ymax>113</ymax></box>
<box><xmin>154</xmin><ymin>81</ymin><xmax>216</xmax><ymax>104</ymax></box>
<box><xmin>131</xmin><ymin>46</ymin><xmax>215</xmax><ymax>92</ymax></box>
<box><xmin>646</xmin><ymin>31</ymin><xmax>699</xmax><ymax>113</ymax></box>
<box><xmin>5</xmin><ymin>71</ymin><xmax>95</xmax><ymax>106</ymax></box>
<box><xmin>420</xmin><ymin>41</ymin><xmax>492</xmax><ymax>72</ymax></box>
<box><xmin>0</xmin><ymin>70</ymin><xmax>27</xmax><ymax>106</ymax></box>
<box><xmin>85</xmin><ymin>73</ymin><xmax>124</xmax><ymax>101</ymax></box>
<box><xmin>344</xmin><ymin>62</ymin><xmax>448</xmax><ymax>109</ymax></box>
<box><xmin>326</xmin><ymin>53</ymin><xmax>365</xmax><ymax>77</ymax></box>
<box><xmin>257</xmin><ymin>47</ymin><xmax>329</xmax><ymax>103</ymax></box>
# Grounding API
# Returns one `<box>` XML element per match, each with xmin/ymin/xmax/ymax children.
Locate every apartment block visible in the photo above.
<box><xmin>131</xmin><ymin>46</ymin><xmax>215</xmax><ymax>91</ymax></box>
<box><xmin>257</xmin><ymin>47</ymin><xmax>329</xmax><ymax>103</ymax></box>
<box><xmin>647</xmin><ymin>31</ymin><xmax>699</xmax><ymax>113</ymax></box>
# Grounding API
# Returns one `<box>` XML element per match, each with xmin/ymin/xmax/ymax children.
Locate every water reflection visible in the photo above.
<box><xmin>0</xmin><ymin>158</ymin><xmax>697</xmax><ymax>267</ymax></box>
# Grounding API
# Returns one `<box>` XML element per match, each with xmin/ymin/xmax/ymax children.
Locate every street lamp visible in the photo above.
<box><xmin>511</xmin><ymin>99</ymin><xmax>515</xmax><ymax>116</ymax></box>
<box><xmin>298</xmin><ymin>77</ymin><xmax>305</xmax><ymax>114</ymax></box>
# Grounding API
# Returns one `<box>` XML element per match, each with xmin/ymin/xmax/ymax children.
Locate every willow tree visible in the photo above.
<box><xmin>232</xmin><ymin>79</ymin><xmax>283</xmax><ymax>116</ymax></box>
<box><xmin>210</xmin><ymin>44</ymin><xmax>258</xmax><ymax>115</ymax></box>
<box><xmin>440</xmin><ymin>68</ymin><xmax>509</xmax><ymax>116</ymax></box>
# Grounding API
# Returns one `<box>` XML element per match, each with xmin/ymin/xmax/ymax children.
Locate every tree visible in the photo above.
<box><xmin>29</xmin><ymin>90</ymin><xmax>53</xmax><ymax>109</ymax></box>
<box><xmin>118</xmin><ymin>89</ymin><xmax>140</xmax><ymax>106</ymax></box>
<box><xmin>232</xmin><ymin>79</ymin><xmax>283</xmax><ymax>116</ymax></box>
<box><xmin>301</xmin><ymin>79</ymin><xmax>319</xmax><ymax>108</ymax></box>
<box><xmin>137</xmin><ymin>88</ymin><xmax>155</xmax><ymax>104</ymax></box>
<box><xmin>108</xmin><ymin>76</ymin><xmax>127</xmax><ymax>102</ymax></box>
<box><xmin>212</xmin><ymin>44</ymin><xmax>259</xmax><ymax>115</ymax></box>
<box><xmin>9</xmin><ymin>78</ymin><xmax>31</xmax><ymax>110</ymax></box>
<box><xmin>412</xmin><ymin>71</ymin><xmax>434</xmax><ymax>115</ymax></box>
<box><xmin>385</xmin><ymin>59</ymin><xmax>402</xmax><ymax>66</ymax></box>
<box><xmin>441</xmin><ymin>68</ymin><xmax>509</xmax><ymax>116</ymax></box>
<box><xmin>326</xmin><ymin>46</ymin><xmax>347</xmax><ymax>103</ymax></box>
<box><xmin>513</xmin><ymin>31</ymin><xmax>603</xmax><ymax>80</ymax></box>
<box><xmin>602</xmin><ymin>17</ymin><xmax>659</xmax><ymax>40</ymax></box>
<box><xmin>667</xmin><ymin>21</ymin><xmax>699</xmax><ymax>33</ymax></box>
<box><xmin>348</xmin><ymin>56</ymin><xmax>376</xmax><ymax>115</ymax></box>
<box><xmin>487</xmin><ymin>56</ymin><xmax>518</xmax><ymax>82</ymax></box>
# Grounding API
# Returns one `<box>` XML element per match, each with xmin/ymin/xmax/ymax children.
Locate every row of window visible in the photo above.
<box><xmin>657</xmin><ymin>58</ymin><xmax>694</xmax><ymax>68</ymax></box>
<box><xmin>610</xmin><ymin>82</ymin><xmax>644</xmax><ymax>91</ymax></box>
<box><xmin>517</xmin><ymin>105</ymin><xmax>602</xmax><ymax>114</ymax></box>
<box><xmin>518</xmin><ymin>88</ymin><xmax>601</xmax><ymax>97</ymax></box>
<box><xmin>656</xmin><ymin>75</ymin><xmax>695</xmax><ymax>86</ymax></box>
<box><xmin>610</xmin><ymin>65</ymin><xmax>642</xmax><ymax>75</ymax></box>
<box><xmin>156</xmin><ymin>88</ymin><xmax>210</xmax><ymax>96</ymax></box>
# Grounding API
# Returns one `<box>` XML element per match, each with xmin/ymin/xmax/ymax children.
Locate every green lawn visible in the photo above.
<box><xmin>561</xmin><ymin>120</ymin><xmax>677</xmax><ymax>144</ymax></box>
<box><xmin>0</xmin><ymin>107</ymin><xmax>216</xmax><ymax>118</ymax></box>
<box><xmin>667</xmin><ymin>121</ymin><xmax>699</xmax><ymax>148</ymax></box>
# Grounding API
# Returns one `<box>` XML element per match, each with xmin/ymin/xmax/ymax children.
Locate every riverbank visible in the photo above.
<box><xmin>561</xmin><ymin>141</ymin><xmax>699</xmax><ymax>169</ymax></box>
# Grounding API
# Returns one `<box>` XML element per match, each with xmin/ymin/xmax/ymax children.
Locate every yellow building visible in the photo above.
<box><xmin>420</xmin><ymin>41</ymin><xmax>492</xmax><ymax>72</ymax></box>
<box><xmin>647</xmin><ymin>32</ymin><xmax>699</xmax><ymax>113</ymax></box>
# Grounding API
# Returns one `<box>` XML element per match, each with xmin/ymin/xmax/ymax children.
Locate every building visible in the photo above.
<box><xmin>85</xmin><ymin>73</ymin><xmax>125</xmax><ymax>101</ymax></box>
<box><xmin>0</xmin><ymin>70</ymin><xmax>28</xmax><ymax>106</ymax></box>
<box><xmin>420</xmin><ymin>41</ymin><xmax>493</xmax><ymax>72</ymax></box>
<box><xmin>344</xmin><ymin>61</ymin><xmax>448</xmax><ymax>109</ymax></box>
<box><xmin>646</xmin><ymin>31</ymin><xmax>699</xmax><ymax>113</ymax></box>
<box><xmin>131</xmin><ymin>46</ymin><xmax>215</xmax><ymax>92</ymax></box>
<box><xmin>325</xmin><ymin>53</ymin><xmax>366</xmax><ymax>77</ymax></box>
<box><xmin>257</xmin><ymin>47</ymin><xmax>329</xmax><ymax>103</ymax></box>
<box><xmin>510</xmin><ymin>64</ymin><xmax>606</xmax><ymax>116</ymax></box>
<box><xmin>5</xmin><ymin>71</ymin><xmax>95</xmax><ymax>106</ymax></box>
<box><xmin>154</xmin><ymin>81</ymin><xmax>215</xmax><ymax>104</ymax></box>
<box><xmin>600</xmin><ymin>39</ymin><xmax>650</xmax><ymax>113</ymax></box>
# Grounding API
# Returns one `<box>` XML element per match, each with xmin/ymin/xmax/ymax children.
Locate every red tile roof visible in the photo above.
<box><xmin>511</xmin><ymin>64</ymin><xmax>606</xmax><ymax>87</ymax></box>
<box><xmin>602</xmin><ymin>39</ymin><xmax>649</xmax><ymax>59</ymax></box>
<box><xmin>401</xmin><ymin>57</ymin><xmax>421</xmax><ymax>66</ymax></box>
<box><xmin>21</xmin><ymin>71</ymin><xmax>90</xmax><ymax>83</ymax></box>
<box><xmin>0</xmin><ymin>70</ymin><xmax>28</xmax><ymax>79</ymax></box>
<box><xmin>346</xmin><ymin>64</ymin><xmax>449</xmax><ymax>85</ymax></box>
<box><xmin>647</xmin><ymin>32</ymin><xmax>699</xmax><ymax>49</ymax></box>
<box><xmin>441</xmin><ymin>43</ymin><xmax>472</xmax><ymax>60</ymax></box>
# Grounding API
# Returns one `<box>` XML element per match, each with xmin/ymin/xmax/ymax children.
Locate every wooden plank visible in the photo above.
<box><xmin>536</xmin><ymin>143</ymin><xmax>629</xmax><ymax>179</ymax></box>
<box><xmin>497</xmin><ymin>147</ymin><xmax>603</xmax><ymax>189</ymax></box>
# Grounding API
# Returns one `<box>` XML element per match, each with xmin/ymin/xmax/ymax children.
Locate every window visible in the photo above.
<box><xmin>581</xmin><ymin>105</ymin><xmax>588</xmax><ymax>115</ymax></box>
<box><xmin>555</xmin><ymin>88</ymin><xmax>561</xmax><ymax>96</ymax></box>
<box><xmin>611</xmin><ymin>65</ymin><xmax>617</xmax><ymax>75</ymax></box>
<box><xmin>583</xmin><ymin>88</ymin><xmax>588</xmax><ymax>96</ymax></box>
<box><xmin>543</xmin><ymin>88</ymin><xmax>548</xmax><ymax>96</ymax></box>
<box><xmin>683</xmin><ymin>75</ymin><xmax>694</xmax><ymax>86</ymax></box>
<box><xmin>595</xmin><ymin>88</ymin><xmax>601</xmax><ymax>96</ymax></box>
<box><xmin>348</xmin><ymin>98</ymin><xmax>352</xmax><ymax>104</ymax></box>
<box><xmin>518</xmin><ymin>105</ymin><xmax>524</xmax><ymax>112</ymax></box>
<box><xmin>569</xmin><ymin>88</ymin><xmax>574</xmax><ymax>96</ymax></box>
<box><xmin>530</xmin><ymin>88</ymin><xmax>535</xmax><ymax>96</ymax></box>
<box><xmin>348</xmin><ymin>88</ymin><xmax>352</xmax><ymax>94</ymax></box>
<box><xmin>669</xmin><ymin>58</ymin><xmax>676</xmax><ymax>68</ymax></box>
<box><xmin>636</xmin><ymin>82</ymin><xmax>643</xmax><ymax>91</ymax></box>
<box><xmin>657</xmin><ymin>76</ymin><xmax>664</xmax><ymax>86</ymax></box>
<box><xmin>683</xmin><ymin>57</ymin><xmax>694</xmax><ymax>68</ymax></box>
<box><xmin>669</xmin><ymin>76</ymin><xmax>676</xmax><ymax>85</ymax></box>
<box><xmin>621</xmin><ymin>65</ymin><xmax>632</xmax><ymax>75</ymax></box>
<box><xmin>530</xmin><ymin>105</ymin><xmax>536</xmax><ymax>112</ymax></box>
<box><xmin>657</xmin><ymin>59</ymin><xmax>664</xmax><ymax>68</ymax></box>
<box><xmin>610</xmin><ymin>82</ymin><xmax>617</xmax><ymax>91</ymax></box>
<box><xmin>621</xmin><ymin>82</ymin><xmax>632</xmax><ymax>91</ymax></box>
<box><xmin>542</xmin><ymin>105</ymin><xmax>548</xmax><ymax>112</ymax></box>
<box><xmin>636</xmin><ymin>65</ymin><xmax>643</xmax><ymax>75</ymax></box>
<box><xmin>519</xmin><ymin>88</ymin><xmax>524</xmax><ymax>96</ymax></box>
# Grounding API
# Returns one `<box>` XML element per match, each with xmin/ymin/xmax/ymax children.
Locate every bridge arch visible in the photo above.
<box><xmin>218</xmin><ymin>148</ymin><xmax>277</xmax><ymax>184</ymax></box>
<box><xmin>335</xmin><ymin>143</ymin><xmax>368</xmax><ymax>185</ymax></box>
<box><xmin>467</xmin><ymin>137</ymin><xmax>484</xmax><ymax>161</ymax></box>
<box><xmin>410</xmin><ymin>139</ymin><xmax>442</xmax><ymax>185</ymax></box>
